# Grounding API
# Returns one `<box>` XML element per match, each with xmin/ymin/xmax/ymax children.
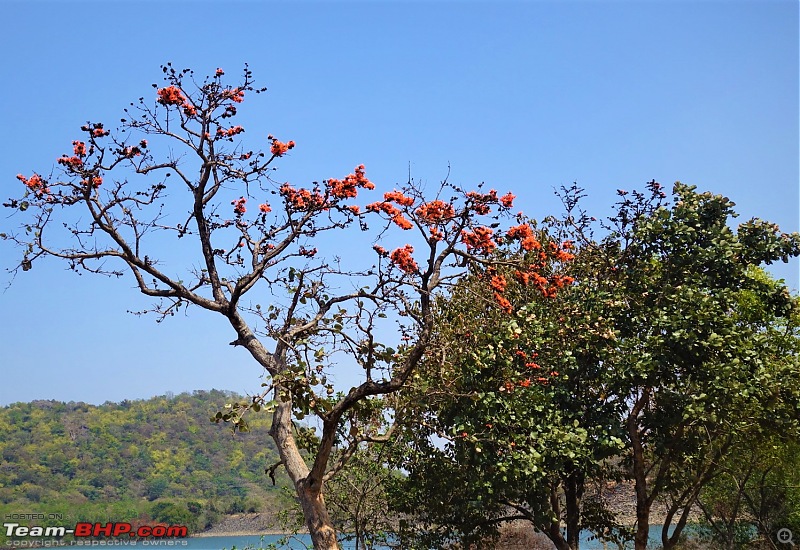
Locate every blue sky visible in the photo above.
<box><xmin>1</xmin><ymin>1</ymin><xmax>797</xmax><ymax>406</ymax></box>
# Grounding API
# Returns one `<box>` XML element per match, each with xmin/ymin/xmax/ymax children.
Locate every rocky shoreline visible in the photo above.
<box><xmin>196</xmin><ymin>483</ymin><xmax>697</xmax><ymax>538</ymax></box>
<box><xmin>195</xmin><ymin>513</ymin><xmax>301</xmax><ymax>537</ymax></box>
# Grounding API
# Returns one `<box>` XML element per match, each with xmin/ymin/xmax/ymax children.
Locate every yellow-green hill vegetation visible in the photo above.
<box><xmin>0</xmin><ymin>390</ymin><xmax>292</xmax><ymax>541</ymax></box>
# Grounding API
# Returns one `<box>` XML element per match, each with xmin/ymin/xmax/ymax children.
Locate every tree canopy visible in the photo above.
<box><xmin>2</xmin><ymin>64</ymin><xmax>572</xmax><ymax>550</ymax></box>
<box><xmin>391</xmin><ymin>181</ymin><xmax>800</xmax><ymax>550</ymax></box>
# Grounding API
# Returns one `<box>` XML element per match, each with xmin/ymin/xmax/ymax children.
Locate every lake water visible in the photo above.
<box><xmin>3</xmin><ymin>526</ymin><xmax>673</xmax><ymax>549</ymax></box>
<box><xmin>185</xmin><ymin>525</ymin><xmax>674</xmax><ymax>548</ymax></box>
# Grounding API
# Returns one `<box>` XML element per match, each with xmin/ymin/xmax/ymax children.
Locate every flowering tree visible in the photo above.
<box><xmin>2</xmin><ymin>65</ymin><xmax>571</xmax><ymax>549</ymax></box>
<box><xmin>393</xmin><ymin>181</ymin><xmax>800</xmax><ymax>550</ymax></box>
<box><xmin>388</xmin><ymin>228</ymin><xmax>628</xmax><ymax>550</ymax></box>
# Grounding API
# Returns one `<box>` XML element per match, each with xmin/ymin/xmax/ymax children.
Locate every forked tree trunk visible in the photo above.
<box><xmin>270</xmin><ymin>400</ymin><xmax>341</xmax><ymax>550</ymax></box>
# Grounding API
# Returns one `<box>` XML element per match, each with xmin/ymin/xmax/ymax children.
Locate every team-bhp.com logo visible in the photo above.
<box><xmin>4</xmin><ymin>522</ymin><xmax>188</xmax><ymax>539</ymax></box>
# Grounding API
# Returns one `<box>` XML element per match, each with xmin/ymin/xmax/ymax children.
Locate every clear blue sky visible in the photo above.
<box><xmin>1</xmin><ymin>1</ymin><xmax>797</xmax><ymax>406</ymax></box>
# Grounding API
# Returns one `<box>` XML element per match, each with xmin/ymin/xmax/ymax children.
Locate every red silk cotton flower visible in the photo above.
<box><xmin>389</xmin><ymin>245</ymin><xmax>418</xmax><ymax>274</ymax></box>
<box><xmin>157</xmin><ymin>86</ymin><xmax>186</xmax><ymax>106</ymax></box>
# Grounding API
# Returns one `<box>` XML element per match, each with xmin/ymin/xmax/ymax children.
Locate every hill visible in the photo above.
<box><xmin>0</xmin><ymin>390</ymin><xmax>293</xmax><ymax>537</ymax></box>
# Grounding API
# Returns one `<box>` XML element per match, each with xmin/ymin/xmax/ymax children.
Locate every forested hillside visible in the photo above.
<box><xmin>0</xmin><ymin>390</ymin><xmax>291</xmax><ymax>534</ymax></box>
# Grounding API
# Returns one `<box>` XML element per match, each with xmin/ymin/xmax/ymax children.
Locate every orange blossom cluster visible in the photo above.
<box><xmin>389</xmin><ymin>244</ymin><xmax>418</xmax><ymax>274</ymax></box>
<box><xmin>81</xmin><ymin>123</ymin><xmax>110</xmax><ymax>138</ymax></box>
<box><xmin>279</xmin><ymin>184</ymin><xmax>325</xmax><ymax>211</ymax></box>
<box><xmin>461</xmin><ymin>226</ymin><xmax>496</xmax><ymax>255</ymax></box>
<box><xmin>366</xmin><ymin>191</ymin><xmax>415</xmax><ymax>230</ymax></box>
<box><xmin>325</xmin><ymin>164</ymin><xmax>375</xmax><ymax>199</ymax></box>
<box><xmin>217</xmin><ymin>126</ymin><xmax>245</xmax><ymax>138</ymax></box>
<box><xmin>465</xmin><ymin>189</ymin><xmax>515</xmax><ymax>215</ymax></box>
<box><xmin>222</xmin><ymin>87</ymin><xmax>245</xmax><ymax>103</ymax></box>
<box><xmin>156</xmin><ymin>86</ymin><xmax>197</xmax><ymax>117</ymax></box>
<box><xmin>415</xmin><ymin>199</ymin><xmax>455</xmax><ymax>224</ymax></box>
<box><xmin>231</xmin><ymin>197</ymin><xmax>247</xmax><ymax>215</ymax></box>
<box><xmin>81</xmin><ymin>176</ymin><xmax>103</xmax><ymax>188</ymax></box>
<box><xmin>270</xmin><ymin>137</ymin><xmax>295</xmax><ymax>157</ymax></box>
<box><xmin>506</xmin><ymin>223</ymin><xmax>541</xmax><ymax>251</ymax></box>
<box><xmin>16</xmin><ymin>173</ymin><xmax>49</xmax><ymax>197</ymax></box>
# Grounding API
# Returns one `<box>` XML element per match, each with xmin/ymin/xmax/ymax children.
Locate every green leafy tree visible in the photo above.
<box><xmin>2</xmin><ymin>65</ymin><xmax>567</xmax><ymax>549</ymax></box>
<box><xmin>325</xmin><ymin>445</ymin><xmax>397</xmax><ymax>550</ymax></box>
<box><xmin>389</xmin><ymin>224</ymin><xmax>621</xmax><ymax>550</ymax></box>
<box><xmin>573</xmin><ymin>182</ymin><xmax>800</xmax><ymax>550</ymax></box>
<box><xmin>690</xmin><ymin>287</ymin><xmax>800</xmax><ymax>549</ymax></box>
<box><xmin>392</xmin><ymin>181</ymin><xmax>800</xmax><ymax>550</ymax></box>
<box><xmin>692</xmin><ymin>437</ymin><xmax>800</xmax><ymax>549</ymax></box>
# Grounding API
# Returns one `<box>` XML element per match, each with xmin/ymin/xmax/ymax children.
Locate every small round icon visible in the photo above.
<box><xmin>778</xmin><ymin>528</ymin><xmax>795</xmax><ymax>546</ymax></box>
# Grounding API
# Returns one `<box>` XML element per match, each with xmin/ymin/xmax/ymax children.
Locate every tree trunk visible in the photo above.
<box><xmin>270</xmin><ymin>399</ymin><xmax>340</xmax><ymax>550</ymax></box>
<box><xmin>548</xmin><ymin>484</ymin><xmax>572</xmax><ymax>550</ymax></box>
<box><xmin>628</xmin><ymin>392</ymin><xmax>652</xmax><ymax>550</ymax></box>
<box><xmin>564</xmin><ymin>468</ymin><xmax>585</xmax><ymax>549</ymax></box>
<box><xmin>298</xmin><ymin>480</ymin><xmax>339</xmax><ymax>550</ymax></box>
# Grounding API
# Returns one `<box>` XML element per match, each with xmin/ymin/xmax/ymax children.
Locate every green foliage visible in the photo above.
<box><xmin>0</xmin><ymin>390</ymin><xmax>291</xmax><ymax>539</ymax></box>
<box><xmin>391</xmin><ymin>181</ymin><xmax>800</xmax><ymax>550</ymax></box>
<box><xmin>151</xmin><ymin>501</ymin><xmax>195</xmax><ymax>528</ymax></box>
<box><xmin>325</xmin><ymin>445</ymin><xmax>397</xmax><ymax>550</ymax></box>
<box><xmin>390</xmin><ymin>227</ymin><xmax>624</xmax><ymax>549</ymax></box>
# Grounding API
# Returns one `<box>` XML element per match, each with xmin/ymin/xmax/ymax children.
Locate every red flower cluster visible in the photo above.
<box><xmin>550</xmin><ymin>274</ymin><xmax>575</xmax><ymax>289</ymax></box>
<box><xmin>120</xmin><ymin>145</ymin><xmax>143</xmax><ymax>159</ymax></box>
<box><xmin>82</xmin><ymin>123</ymin><xmax>110</xmax><ymax>138</ymax></box>
<box><xmin>81</xmin><ymin>176</ymin><xmax>103</xmax><ymax>188</ymax></box>
<box><xmin>157</xmin><ymin>86</ymin><xmax>186</xmax><ymax>106</ymax></box>
<box><xmin>514</xmin><ymin>268</ymin><xmax>548</xmax><ymax>289</ymax></box>
<box><xmin>494</xmin><ymin>292</ymin><xmax>512</xmax><ymax>314</ymax></box>
<box><xmin>506</xmin><ymin>223</ymin><xmax>541</xmax><ymax>251</ymax></box>
<box><xmin>326</xmin><ymin>164</ymin><xmax>375</xmax><ymax>199</ymax></box>
<box><xmin>373</xmin><ymin>244</ymin><xmax>388</xmax><ymax>256</ymax></box>
<box><xmin>259</xmin><ymin>203</ymin><xmax>271</xmax><ymax>213</ymax></box>
<box><xmin>232</xmin><ymin>196</ymin><xmax>247</xmax><ymax>215</ymax></box>
<box><xmin>490</xmin><ymin>274</ymin><xmax>507</xmax><ymax>292</ymax></box>
<box><xmin>390</xmin><ymin>244</ymin><xmax>418</xmax><ymax>274</ymax></box>
<box><xmin>461</xmin><ymin>226</ymin><xmax>496</xmax><ymax>255</ymax></box>
<box><xmin>57</xmin><ymin>155</ymin><xmax>83</xmax><ymax>168</ymax></box>
<box><xmin>499</xmin><ymin>192</ymin><xmax>516</xmax><ymax>208</ymax></box>
<box><xmin>16</xmin><ymin>173</ymin><xmax>49</xmax><ymax>196</ymax></box>
<box><xmin>348</xmin><ymin>205</ymin><xmax>360</xmax><ymax>215</ymax></box>
<box><xmin>366</xmin><ymin>191</ymin><xmax>415</xmax><ymax>230</ymax></box>
<box><xmin>415</xmin><ymin>200</ymin><xmax>455</xmax><ymax>223</ymax></box>
<box><xmin>215</xmin><ymin>68</ymin><xmax>225</xmax><ymax>76</ymax></box>
<box><xmin>155</xmin><ymin>86</ymin><xmax>198</xmax><ymax>116</ymax></box>
<box><xmin>465</xmin><ymin>189</ymin><xmax>498</xmax><ymax>215</ymax></box>
<box><xmin>217</xmin><ymin>125</ymin><xmax>245</xmax><ymax>138</ymax></box>
<box><xmin>552</xmin><ymin>241</ymin><xmax>575</xmax><ymax>262</ymax></box>
<box><xmin>73</xmin><ymin>141</ymin><xmax>87</xmax><ymax>157</ymax></box>
<box><xmin>279</xmin><ymin>184</ymin><xmax>325</xmax><ymax>210</ymax></box>
<box><xmin>298</xmin><ymin>246</ymin><xmax>318</xmax><ymax>257</ymax></box>
<box><xmin>383</xmin><ymin>190</ymin><xmax>415</xmax><ymax>207</ymax></box>
<box><xmin>463</xmin><ymin>190</ymin><xmax>516</xmax><ymax>214</ymax></box>
<box><xmin>428</xmin><ymin>226</ymin><xmax>445</xmax><ymax>243</ymax></box>
<box><xmin>222</xmin><ymin>88</ymin><xmax>245</xmax><ymax>103</ymax></box>
<box><xmin>270</xmin><ymin>138</ymin><xmax>295</xmax><ymax>157</ymax></box>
